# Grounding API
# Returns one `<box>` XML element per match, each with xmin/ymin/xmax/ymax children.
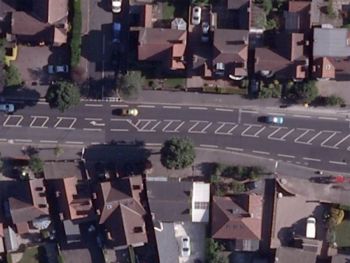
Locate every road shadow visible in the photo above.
<box><xmin>2</xmin><ymin>86</ymin><xmax>41</xmax><ymax>107</ymax></box>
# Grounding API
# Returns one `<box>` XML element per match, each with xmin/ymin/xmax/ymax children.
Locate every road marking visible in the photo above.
<box><xmin>85</xmin><ymin>118</ymin><xmax>103</xmax><ymax>121</ymax></box>
<box><xmin>214</xmin><ymin>122</ymin><xmax>238</xmax><ymax>135</ymax></box>
<box><xmin>334</xmin><ymin>134</ymin><xmax>350</xmax><ymax>148</ymax></box>
<box><xmin>110</xmin><ymin>128</ymin><xmax>129</xmax><ymax>132</ymax></box>
<box><xmin>145</xmin><ymin>143</ymin><xmax>162</xmax><ymax>147</ymax></box>
<box><xmin>200</xmin><ymin>144</ymin><xmax>219</xmax><ymax>149</ymax></box>
<box><xmin>238</xmin><ymin>108</ymin><xmax>241</xmax><ymax>124</ymax></box>
<box><xmin>137</xmin><ymin>105</ymin><xmax>155</xmax><ymax>108</ymax></box>
<box><xmin>226</xmin><ymin>147</ymin><xmax>243</xmax><ymax>152</ymax></box>
<box><xmin>188</xmin><ymin>121</ymin><xmax>212</xmax><ymax>134</ymax></box>
<box><xmin>303</xmin><ymin>157</ymin><xmax>321</xmax><ymax>162</ymax></box>
<box><xmin>292</xmin><ymin>114</ymin><xmax>311</xmax><ymax>118</ymax></box>
<box><xmin>241</xmin><ymin>124</ymin><xmax>265</xmax><ymax>137</ymax></box>
<box><xmin>30</xmin><ymin>116</ymin><xmax>49</xmax><ymax>128</ymax></box>
<box><xmin>129</xmin><ymin>119</ymin><xmax>159</xmax><ymax>132</ymax></box>
<box><xmin>0</xmin><ymin>138</ymin><xmax>7</xmax><ymax>142</ymax></box>
<box><xmin>3</xmin><ymin>115</ymin><xmax>23</xmax><ymax>127</ymax></box>
<box><xmin>318</xmin><ymin>116</ymin><xmax>338</xmax><ymax>120</ymax></box>
<box><xmin>83</xmin><ymin>128</ymin><xmax>102</xmax><ymax>131</ymax></box>
<box><xmin>253</xmin><ymin>150</ymin><xmax>270</xmax><ymax>155</ymax></box>
<box><xmin>215</xmin><ymin>108</ymin><xmax>233</xmax><ymax>112</ymax></box>
<box><xmin>294</xmin><ymin>128</ymin><xmax>314</xmax><ymax>144</ymax></box>
<box><xmin>280</xmin><ymin>128</ymin><xmax>295</xmax><ymax>140</ymax></box>
<box><xmin>163</xmin><ymin>105</ymin><xmax>182</xmax><ymax>109</ymax></box>
<box><xmin>65</xmin><ymin>141</ymin><xmax>84</xmax><ymax>145</ymax></box>
<box><xmin>91</xmin><ymin>142</ymin><xmax>100</xmax><ymax>145</ymax></box>
<box><xmin>85</xmin><ymin>103</ymin><xmax>103</xmax><ymax>107</ymax></box>
<box><xmin>267</xmin><ymin>112</ymin><xmax>285</xmax><ymax>116</ymax></box>
<box><xmin>320</xmin><ymin>131</ymin><xmax>341</xmax><ymax>148</ymax></box>
<box><xmin>306</xmin><ymin>131</ymin><xmax>323</xmax><ymax>144</ymax></box>
<box><xmin>40</xmin><ymin>140</ymin><xmax>58</xmax><ymax>144</ymax></box>
<box><xmin>54</xmin><ymin>117</ymin><xmax>77</xmax><ymax>130</ymax></box>
<box><xmin>162</xmin><ymin>120</ymin><xmax>185</xmax><ymax>133</ymax></box>
<box><xmin>189</xmin><ymin>106</ymin><xmax>208</xmax><ymax>110</ymax></box>
<box><xmin>15</xmin><ymin>139</ymin><xmax>32</xmax><ymax>143</ymax></box>
<box><xmin>110</xmin><ymin>104</ymin><xmax>128</xmax><ymax>107</ymax></box>
<box><xmin>329</xmin><ymin>160</ymin><xmax>347</xmax><ymax>165</ymax></box>
<box><xmin>240</xmin><ymin>109</ymin><xmax>258</xmax><ymax>113</ymax></box>
<box><xmin>278</xmin><ymin>154</ymin><xmax>295</xmax><ymax>159</ymax></box>
<box><xmin>38</xmin><ymin>101</ymin><xmax>49</xmax><ymax>105</ymax></box>
<box><xmin>267</xmin><ymin>127</ymin><xmax>295</xmax><ymax>141</ymax></box>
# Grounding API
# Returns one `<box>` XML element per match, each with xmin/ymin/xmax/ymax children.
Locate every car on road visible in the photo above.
<box><xmin>112</xmin><ymin>22</ymin><xmax>122</xmax><ymax>43</ymax></box>
<box><xmin>191</xmin><ymin>6</ymin><xmax>201</xmax><ymax>25</ymax></box>
<box><xmin>306</xmin><ymin>217</ymin><xmax>316</xmax><ymax>239</ymax></box>
<box><xmin>201</xmin><ymin>22</ymin><xmax>210</xmax><ymax>42</ymax></box>
<box><xmin>112</xmin><ymin>108</ymin><xmax>139</xmax><ymax>116</ymax></box>
<box><xmin>181</xmin><ymin>236</ymin><xmax>191</xmax><ymax>257</ymax></box>
<box><xmin>0</xmin><ymin>103</ymin><xmax>15</xmax><ymax>114</ymax></box>
<box><xmin>112</xmin><ymin>0</ymin><xmax>122</xmax><ymax>13</ymax></box>
<box><xmin>258</xmin><ymin>115</ymin><xmax>284</xmax><ymax>125</ymax></box>
<box><xmin>48</xmin><ymin>65</ymin><xmax>69</xmax><ymax>74</ymax></box>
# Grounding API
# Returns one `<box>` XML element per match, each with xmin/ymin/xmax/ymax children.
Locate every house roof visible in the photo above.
<box><xmin>255</xmin><ymin>47</ymin><xmax>291</xmax><ymax>73</ymax></box>
<box><xmin>48</xmin><ymin>0</ymin><xmax>68</xmax><ymax>24</ymax></box>
<box><xmin>146</xmin><ymin>180</ymin><xmax>192</xmax><ymax>222</ymax></box>
<box><xmin>9</xmin><ymin>179</ymin><xmax>49</xmax><ymax>225</ymax></box>
<box><xmin>211</xmin><ymin>195</ymin><xmax>262</xmax><ymax>240</ymax></box>
<box><xmin>313</xmin><ymin>28</ymin><xmax>350</xmax><ymax>57</ymax></box>
<box><xmin>274</xmin><ymin>247</ymin><xmax>317</xmax><ymax>263</ymax></box>
<box><xmin>191</xmin><ymin>182</ymin><xmax>210</xmax><ymax>223</ymax></box>
<box><xmin>284</xmin><ymin>1</ymin><xmax>311</xmax><ymax>32</ymax></box>
<box><xmin>275</xmin><ymin>33</ymin><xmax>305</xmax><ymax>61</ymax></box>
<box><xmin>227</xmin><ymin>0</ymin><xmax>249</xmax><ymax>10</ymax></box>
<box><xmin>312</xmin><ymin>57</ymin><xmax>335</xmax><ymax>79</ymax></box>
<box><xmin>154</xmin><ymin>222</ymin><xmax>179</xmax><ymax>263</ymax></box>
<box><xmin>138</xmin><ymin>28</ymin><xmax>187</xmax><ymax>69</ymax></box>
<box><xmin>12</xmin><ymin>11</ymin><xmax>50</xmax><ymax>36</ymax></box>
<box><xmin>95</xmin><ymin>176</ymin><xmax>147</xmax><ymax>247</ymax></box>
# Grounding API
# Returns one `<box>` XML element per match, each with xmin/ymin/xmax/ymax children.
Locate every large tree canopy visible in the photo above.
<box><xmin>46</xmin><ymin>81</ymin><xmax>80</xmax><ymax>112</ymax></box>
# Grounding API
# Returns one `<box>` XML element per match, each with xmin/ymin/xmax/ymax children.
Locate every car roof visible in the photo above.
<box><xmin>113</xmin><ymin>23</ymin><xmax>121</xmax><ymax>30</ymax></box>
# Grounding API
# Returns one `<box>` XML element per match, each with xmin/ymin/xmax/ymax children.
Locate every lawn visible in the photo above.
<box><xmin>162</xmin><ymin>2</ymin><xmax>175</xmax><ymax>20</ymax></box>
<box><xmin>164</xmin><ymin>78</ymin><xmax>185</xmax><ymax>88</ymax></box>
<box><xmin>335</xmin><ymin>220</ymin><xmax>350</xmax><ymax>247</ymax></box>
<box><xmin>19</xmin><ymin>246</ymin><xmax>40</xmax><ymax>263</ymax></box>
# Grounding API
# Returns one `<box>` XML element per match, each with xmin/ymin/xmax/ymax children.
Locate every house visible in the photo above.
<box><xmin>332</xmin><ymin>254</ymin><xmax>350</xmax><ymax>263</ymax></box>
<box><xmin>255</xmin><ymin>32</ymin><xmax>308</xmax><ymax>80</ymax></box>
<box><xmin>94</xmin><ymin>176</ymin><xmax>147</xmax><ymax>249</ymax></box>
<box><xmin>274</xmin><ymin>247</ymin><xmax>317</xmax><ymax>263</ymax></box>
<box><xmin>138</xmin><ymin>28</ymin><xmax>187</xmax><ymax>71</ymax></box>
<box><xmin>283</xmin><ymin>1</ymin><xmax>311</xmax><ymax>33</ymax></box>
<box><xmin>226</xmin><ymin>0</ymin><xmax>250</xmax><ymax>30</ymax></box>
<box><xmin>9</xmin><ymin>0</ymin><xmax>68</xmax><ymax>46</ymax></box>
<box><xmin>211</xmin><ymin>194</ymin><xmax>262</xmax><ymax>251</ymax></box>
<box><xmin>4</xmin><ymin>179</ymin><xmax>50</xmax><ymax>235</ymax></box>
<box><xmin>211</xmin><ymin>29</ymin><xmax>249</xmax><ymax>80</ymax></box>
<box><xmin>312</xmin><ymin>28</ymin><xmax>350</xmax><ymax>80</ymax></box>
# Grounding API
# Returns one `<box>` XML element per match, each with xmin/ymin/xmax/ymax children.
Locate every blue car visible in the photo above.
<box><xmin>112</xmin><ymin>22</ymin><xmax>121</xmax><ymax>43</ymax></box>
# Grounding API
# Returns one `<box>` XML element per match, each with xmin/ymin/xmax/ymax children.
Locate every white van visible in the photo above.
<box><xmin>306</xmin><ymin>217</ymin><xmax>316</xmax><ymax>239</ymax></box>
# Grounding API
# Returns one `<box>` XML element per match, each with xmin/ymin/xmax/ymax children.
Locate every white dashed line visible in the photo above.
<box><xmin>267</xmin><ymin>112</ymin><xmax>285</xmax><ymax>116</ymax></box>
<box><xmin>110</xmin><ymin>128</ymin><xmax>129</xmax><ymax>132</ymax></box>
<box><xmin>318</xmin><ymin>116</ymin><xmax>338</xmax><ymax>120</ymax></box>
<box><xmin>329</xmin><ymin>160</ymin><xmax>347</xmax><ymax>165</ymax></box>
<box><xmin>277</xmin><ymin>154</ymin><xmax>295</xmax><ymax>159</ymax></box>
<box><xmin>215</xmin><ymin>108</ymin><xmax>234</xmax><ymax>112</ymax></box>
<box><xmin>302</xmin><ymin>157</ymin><xmax>321</xmax><ymax>162</ymax></box>
<box><xmin>110</xmin><ymin>104</ymin><xmax>128</xmax><ymax>107</ymax></box>
<box><xmin>65</xmin><ymin>141</ymin><xmax>84</xmax><ymax>145</ymax></box>
<box><xmin>83</xmin><ymin>128</ymin><xmax>102</xmax><ymax>131</ymax></box>
<box><xmin>252</xmin><ymin>150</ymin><xmax>270</xmax><ymax>155</ymax></box>
<box><xmin>85</xmin><ymin>103</ymin><xmax>103</xmax><ymax>107</ymax></box>
<box><xmin>145</xmin><ymin>143</ymin><xmax>162</xmax><ymax>147</ymax></box>
<box><xmin>38</xmin><ymin>101</ymin><xmax>49</xmax><ymax>105</ymax></box>
<box><xmin>189</xmin><ymin>106</ymin><xmax>208</xmax><ymax>110</ymax></box>
<box><xmin>200</xmin><ymin>144</ymin><xmax>219</xmax><ymax>149</ymax></box>
<box><xmin>15</xmin><ymin>139</ymin><xmax>32</xmax><ymax>143</ymax></box>
<box><xmin>226</xmin><ymin>147</ymin><xmax>243</xmax><ymax>152</ymax></box>
<box><xmin>292</xmin><ymin>114</ymin><xmax>311</xmax><ymax>118</ymax></box>
<box><xmin>163</xmin><ymin>105</ymin><xmax>182</xmax><ymax>109</ymax></box>
<box><xmin>240</xmin><ymin>109</ymin><xmax>258</xmax><ymax>114</ymax></box>
<box><xmin>84</xmin><ymin>118</ymin><xmax>103</xmax><ymax>121</ymax></box>
<box><xmin>91</xmin><ymin>142</ymin><xmax>100</xmax><ymax>145</ymax></box>
<box><xmin>0</xmin><ymin>138</ymin><xmax>7</xmax><ymax>142</ymax></box>
<box><xmin>40</xmin><ymin>140</ymin><xmax>58</xmax><ymax>144</ymax></box>
<box><xmin>137</xmin><ymin>105</ymin><xmax>155</xmax><ymax>108</ymax></box>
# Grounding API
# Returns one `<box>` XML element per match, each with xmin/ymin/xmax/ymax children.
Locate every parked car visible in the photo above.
<box><xmin>201</xmin><ymin>22</ymin><xmax>210</xmax><ymax>42</ymax></box>
<box><xmin>258</xmin><ymin>116</ymin><xmax>284</xmax><ymax>125</ymax></box>
<box><xmin>112</xmin><ymin>22</ymin><xmax>122</xmax><ymax>43</ymax></box>
<box><xmin>191</xmin><ymin>6</ymin><xmax>201</xmax><ymax>25</ymax></box>
<box><xmin>111</xmin><ymin>0</ymin><xmax>121</xmax><ymax>13</ymax></box>
<box><xmin>0</xmin><ymin>103</ymin><xmax>15</xmax><ymax>114</ymax></box>
<box><xmin>181</xmin><ymin>236</ymin><xmax>191</xmax><ymax>257</ymax></box>
<box><xmin>249</xmin><ymin>78</ymin><xmax>259</xmax><ymax>98</ymax></box>
<box><xmin>48</xmin><ymin>65</ymin><xmax>69</xmax><ymax>74</ymax></box>
<box><xmin>112</xmin><ymin>108</ymin><xmax>139</xmax><ymax>116</ymax></box>
<box><xmin>306</xmin><ymin>217</ymin><xmax>316</xmax><ymax>239</ymax></box>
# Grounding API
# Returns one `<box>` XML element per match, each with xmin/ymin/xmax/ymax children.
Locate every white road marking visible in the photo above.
<box><xmin>30</xmin><ymin>116</ymin><xmax>49</xmax><ymax>128</ymax></box>
<box><xmin>145</xmin><ymin>143</ymin><xmax>162</xmax><ymax>147</ymax></box>
<box><xmin>215</xmin><ymin>108</ymin><xmax>233</xmax><ymax>112</ymax></box>
<box><xmin>278</xmin><ymin>154</ymin><xmax>295</xmax><ymax>159</ymax></box>
<box><xmin>163</xmin><ymin>105</ymin><xmax>182</xmax><ymax>109</ymax></box>
<box><xmin>65</xmin><ymin>141</ymin><xmax>84</xmax><ymax>145</ymax></box>
<box><xmin>334</xmin><ymin>134</ymin><xmax>350</xmax><ymax>148</ymax></box>
<box><xmin>40</xmin><ymin>140</ymin><xmax>58</xmax><ymax>144</ymax></box>
<box><xmin>137</xmin><ymin>105</ymin><xmax>155</xmax><ymax>108</ymax></box>
<box><xmin>293</xmin><ymin>114</ymin><xmax>311</xmax><ymax>118</ymax></box>
<box><xmin>0</xmin><ymin>138</ymin><xmax>7</xmax><ymax>142</ymax></box>
<box><xmin>188</xmin><ymin>121</ymin><xmax>212</xmax><ymax>134</ymax></box>
<box><xmin>200</xmin><ymin>144</ymin><xmax>219</xmax><ymax>149</ymax></box>
<box><xmin>238</xmin><ymin>108</ymin><xmax>241</xmax><ymax>124</ymax></box>
<box><xmin>318</xmin><ymin>116</ymin><xmax>338</xmax><ymax>120</ymax></box>
<box><xmin>110</xmin><ymin>104</ymin><xmax>128</xmax><ymax>108</ymax></box>
<box><xmin>253</xmin><ymin>150</ymin><xmax>270</xmax><ymax>155</ymax></box>
<box><xmin>329</xmin><ymin>160</ymin><xmax>347</xmax><ymax>165</ymax></box>
<box><xmin>226</xmin><ymin>147</ymin><xmax>243</xmax><ymax>152</ymax></box>
<box><xmin>129</xmin><ymin>119</ymin><xmax>159</xmax><ymax>132</ymax></box>
<box><xmin>162</xmin><ymin>120</ymin><xmax>185</xmax><ymax>133</ymax></box>
<box><xmin>15</xmin><ymin>139</ymin><xmax>32</xmax><ymax>143</ymax></box>
<box><xmin>54</xmin><ymin>117</ymin><xmax>77</xmax><ymax>129</ymax></box>
<box><xmin>240</xmin><ymin>109</ymin><xmax>258</xmax><ymax>113</ymax></box>
<box><xmin>303</xmin><ymin>157</ymin><xmax>321</xmax><ymax>162</ymax></box>
<box><xmin>110</xmin><ymin>128</ymin><xmax>129</xmax><ymax>132</ymax></box>
<box><xmin>85</xmin><ymin>118</ymin><xmax>103</xmax><ymax>121</ymax></box>
<box><xmin>320</xmin><ymin>131</ymin><xmax>341</xmax><ymax>148</ymax></box>
<box><xmin>294</xmin><ymin>128</ymin><xmax>314</xmax><ymax>144</ymax></box>
<box><xmin>38</xmin><ymin>101</ymin><xmax>49</xmax><ymax>105</ymax></box>
<box><xmin>83</xmin><ymin>128</ymin><xmax>102</xmax><ymax>131</ymax></box>
<box><xmin>254</xmin><ymin>127</ymin><xmax>266</xmax><ymax>137</ymax></box>
<box><xmin>214</xmin><ymin>122</ymin><xmax>238</xmax><ymax>135</ymax></box>
<box><xmin>85</xmin><ymin>103</ymin><xmax>103</xmax><ymax>107</ymax></box>
<box><xmin>3</xmin><ymin>115</ymin><xmax>23</xmax><ymax>127</ymax></box>
<box><xmin>91</xmin><ymin>142</ymin><xmax>100</xmax><ymax>145</ymax></box>
<box><xmin>267</xmin><ymin>112</ymin><xmax>285</xmax><ymax>116</ymax></box>
<box><xmin>280</xmin><ymin>128</ymin><xmax>295</xmax><ymax>140</ymax></box>
<box><xmin>189</xmin><ymin>106</ymin><xmax>208</xmax><ymax>110</ymax></box>
<box><xmin>305</xmin><ymin>131</ymin><xmax>323</xmax><ymax>144</ymax></box>
<box><xmin>241</xmin><ymin>124</ymin><xmax>264</xmax><ymax>137</ymax></box>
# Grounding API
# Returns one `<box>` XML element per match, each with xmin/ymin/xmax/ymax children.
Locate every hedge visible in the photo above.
<box><xmin>70</xmin><ymin>0</ymin><xmax>82</xmax><ymax>67</ymax></box>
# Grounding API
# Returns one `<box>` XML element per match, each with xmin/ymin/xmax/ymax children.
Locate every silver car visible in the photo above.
<box><xmin>191</xmin><ymin>6</ymin><xmax>201</xmax><ymax>25</ymax></box>
<box><xmin>0</xmin><ymin>103</ymin><xmax>15</xmax><ymax>114</ymax></box>
<box><xmin>48</xmin><ymin>65</ymin><xmax>69</xmax><ymax>74</ymax></box>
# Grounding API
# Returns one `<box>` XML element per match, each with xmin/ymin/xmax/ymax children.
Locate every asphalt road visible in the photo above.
<box><xmin>0</xmin><ymin>101</ymin><xmax>349</xmax><ymax>172</ymax></box>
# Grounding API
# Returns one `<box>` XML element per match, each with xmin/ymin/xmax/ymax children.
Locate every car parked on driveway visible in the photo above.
<box><xmin>0</xmin><ymin>103</ymin><xmax>15</xmax><ymax>114</ymax></box>
<box><xmin>181</xmin><ymin>236</ymin><xmax>191</xmax><ymax>257</ymax></box>
<box><xmin>201</xmin><ymin>22</ymin><xmax>210</xmax><ymax>42</ymax></box>
<box><xmin>191</xmin><ymin>6</ymin><xmax>201</xmax><ymax>25</ymax></box>
<box><xmin>48</xmin><ymin>65</ymin><xmax>69</xmax><ymax>74</ymax></box>
<box><xmin>306</xmin><ymin>217</ymin><xmax>316</xmax><ymax>239</ymax></box>
<box><xmin>112</xmin><ymin>22</ymin><xmax>122</xmax><ymax>43</ymax></box>
<box><xmin>112</xmin><ymin>0</ymin><xmax>122</xmax><ymax>13</ymax></box>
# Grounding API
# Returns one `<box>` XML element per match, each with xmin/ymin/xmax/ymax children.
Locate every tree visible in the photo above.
<box><xmin>54</xmin><ymin>145</ymin><xmax>64</xmax><ymax>158</ymax></box>
<box><xmin>29</xmin><ymin>155</ymin><xmax>44</xmax><ymax>174</ymax></box>
<box><xmin>262</xmin><ymin>0</ymin><xmax>272</xmax><ymax>13</ymax></box>
<box><xmin>118</xmin><ymin>71</ymin><xmax>144</xmax><ymax>99</ymax></box>
<box><xmin>298</xmin><ymin>81</ymin><xmax>319</xmax><ymax>103</ymax></box>
<box><xmin>326</xmin><ymin>0</ymin><xmax>337</xmax><ymax>19</ymax></box>
<box><xmin>160</xmin><ymin>137</ymin><xmax>196</xmax><ymax>169</ymax></box>
<box><xmin>206</xmin><ymin>239</ymin><xmax>229</xmax><ymax>263</ymax></box>
<box><xmin>5</xmin><ymin>64</ymin><xmax>22</xmax><ymax>87</ymax></box>
<box><xmin>46</xmin><ymin>81</ymin><xmax>80</xmax><ymax>112</ymax></box>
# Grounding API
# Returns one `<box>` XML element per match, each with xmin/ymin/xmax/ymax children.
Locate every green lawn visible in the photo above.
<box><xmin>335</xmin><ymin>220</ymin><xmax>350</xmax><ymax>247</ymax></box>
<box><xmin>165</xmin><ymin>78</ymin><xmax>185</xmax><ymax>88</ymax></box>
<box><xmin>162</xmin><ymin>2</ymin><xmax>175</xmax><ymax>20</ymax></box>
<box><xmin>19</xmin><ymin>247</ymin><xmax>40</xmax><ymax>263</ymax></box>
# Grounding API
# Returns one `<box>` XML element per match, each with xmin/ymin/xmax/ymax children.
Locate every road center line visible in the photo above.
<box><xmin>318</xmin><ymin>116</ymin><xmax>338</xmax><ymax>120</ymax></box>
<box><xmin>200</xmin><ymin>144</ymin><xmax>219</xmax><ymax>149</ymax></box>
<box><xmin>292</xmin><ymin>114</ymin><xmax>311</xmax><ymax>118</ymax></box>
<box><xmin>85</xmin><ymin>103</ymin><xmax>103</xmax><ymax>107</ymax></box>
<box><xmin>253</xmin><ymin>150</ymin><xmax>270</xmax><ymax>155</ymax></box>
<box><xmin>110</xmin><ymin>104</ymin><xmax>128</xmax><ymax>108</ymax></box>
<box><xmin>110</xmin><ymin>128</ymin><xmax>129</xmax><ymax>132</ymax></box>
<box><xmin>85</xmin><ymin>118</ymin><xmax>103</xmax><ymax>121</ymax></box>
<box><xmin>240</xmin><ymin>109</ymin><xmax>258</xmax><ymax>114</ymax></box>
<box><xmin>83</xmin><ymin>128</ymin><xmax>102</xmax><ymax>131</ymax></box>
<box><xmin>145</xmin><ymin>143</ymin><xmax>162</xmax><ymax>147</ymax></box>
<box><xmin>138</xmin><ymin>105</ymin><xmax>155</xmax><ymax>108</ymax></box>
<box><xmin>215</xmin><ymin>108</ymin><xmax>233</xmax><ymax>112</ymax></box>
<box><xmin>277</xmin><ymin>154</ymin><xmax>295</xmax><ymax>158</ymax></box>
<box><xmin>189</xmin><ymin>106</ymin><xmax>208</xmax><ymax>110</ymax></box>
<box><xmin>65</xmin><ymin>141</ymin><xmax>84</xmax><ymax>145</ymax></box>
<box><xmin>302</xmin><ymin>157</ymin><xmax>321</xmax><ymax>162</ymax></box>
<box><xmin>226</xmin><ymin>147</ymin><xmax>243</xmax><ymax>152</ymax></box>
<box><xmin>267</xmin><ymin>112</ymin><xmax>285</xmax><ymax>116</ymax></box>
<box><xmin>329</xmin><ymin>160</ymin><xmax>347</xmax><ymax>165</ymax></box>
<box><xmin>40</xmin><ymin>140</ymin><xmax>58</xmax><ymax>144</ymax></box>
<box><xmin>163</xmin><ymin>105</ymin><xmax>182</xmax><ymax>109</ymax></box>
<box><xmin>15</xmin><ymin>139</ymin><xmax>32</xmax><ymax>143</ymax></box>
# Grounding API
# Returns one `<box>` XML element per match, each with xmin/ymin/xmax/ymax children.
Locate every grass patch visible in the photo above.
<box><xmin>335</xmin><ymin>220</ymin><xmax>350</xmax><ymax>247</ymax></box>
<box><xmin>162</xmin><ymin>2</ymin><xmax>175</xmax><ymax>20</ymax></box>
<box><xmin>164</xmin><ymin>78</ymin><xmax>185</xmax><ymax>88</ymax></box>
<box><xmin>202</xmin><ymin>86</ymin><xmax>247</xmax><ymax>95</ymax></box>
<box><xmin>19</xmin><ymin>246</ymin><xmax>40</xmax><ymax>263</ymax></box>
<box><xmin>70</xmin><ymin>0</ymin><xmax>82</xmax><ymax>67</ymax></box>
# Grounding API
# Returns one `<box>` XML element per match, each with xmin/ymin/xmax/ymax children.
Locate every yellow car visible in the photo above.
<box><xmin>113</xmin><ymin>108</ymin><xmax>139</xmax><ymax>116</ymax></box>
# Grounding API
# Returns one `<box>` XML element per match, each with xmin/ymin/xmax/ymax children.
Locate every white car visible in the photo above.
<box><xmin>191</xmin><ymin>6</ymin><xmax>201</xmax><ymax>25</ymax></box>
<box><xmin>306</xmin><ymin>217</ymin><xmax>316</xmax><ymax>239</ymax></box>
<box><xmin>181</xmin><ymin>236</ymin><xmax>190</xmax><ymax>257</ymax></box>
<box><xmin>48</xmin><ymin>65</ymin><xmax>69</xmax><ymax>74</ymax></box>
<box><xmin>112</xmin><ymin>0</ymin><xmax>122</xmax><ymax>13</ymax></box>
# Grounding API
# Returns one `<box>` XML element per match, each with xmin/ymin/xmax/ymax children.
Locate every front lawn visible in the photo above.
<box><xmin>19</xmin><ymin>246</ymin><xmax>40</xmax><ymax>263</ymax></box>
<box><xmin>162</xmin><ymin>2</ymin><xmax>175</xmax><ymax>20</ymax></box>
<box><xmin>335</xmin><ymin>220</ymin><xmax>350</xmax><ymax>247</ymax></box>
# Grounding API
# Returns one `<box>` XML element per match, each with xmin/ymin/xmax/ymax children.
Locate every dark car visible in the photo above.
<box><xmin>112</xmin><ymin>22</ymin><xmax>121</xmax><ymax>43</ymax></box>
<box><xmin>95</xmin><ymin>162</ymin><xmax>107</xmax><ymax>179</ymax></box>
<box><xmin>249</xmin><ymin>78</ymin><xmax>259</xmax><ymax>98</ymax></box>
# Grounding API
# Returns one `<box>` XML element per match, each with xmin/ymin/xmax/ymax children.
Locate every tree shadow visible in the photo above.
<box><xmin>2</xmin><ymin>86</ymin><xmax>41</xmax><ymax>107</ymax></box>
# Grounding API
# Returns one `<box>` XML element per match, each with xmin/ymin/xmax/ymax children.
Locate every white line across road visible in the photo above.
<box><xmin>226</xmin><ymin>147</ymin><xmax>244</xmax><ymax>152</ymax></box>
<box><xmin>215</xmin><ymin>108</ymin><xmax>234</xmax><ymax>112</ymax></box>
<box><xmin>252</xmin><ymin>150</ymin><xmax>270</xmax><ymax>155</ymax></box>
<box><xmin>329</xmin><ymin>160</ymin><xmax>347</xmax><ymax>166</ymax></box>
<box><xmin>303</xmin><ymin>157</ymin><xmax>321</xmax><ymax>162</ymax></box>
<box><xmin>189</xmin><ymin>106</ymin><xmax>208</xmax><ymax>110</ymax></box>
<box><xmin>200</xmin><ymin>144</ymin><xmax>219</xmax><ymax>149</ymax></box>
<box><xmin>162</xmin><ymin>105</ymin><xmax>182</xmax><ymax>109</ymax></box>
<box><xmin>137</xmin><ymin>105</ymin><xmax>155</xmax><ymax>108</ymax></box>
<box><xmin>85</xmin><ymin>103</ymin><xmax>103</xmax><ymax>107</ymax></box>
<box><xmin>277</xmin><ymin>154</ymin><xmax>295</xmax><ymax>159</ymax></box>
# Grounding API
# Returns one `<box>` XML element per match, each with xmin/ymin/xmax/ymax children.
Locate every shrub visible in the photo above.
<box><xmin>5</xmin><ymin>64</ymin><xmax>22</xmax><ymax>87</ymax></box>
<box><xmin>329</xmin><ymin>207</ymin><xmax>345</xmax><ymax>226</ymax></box>
<box><xmin>325</xmin><ymin>95</ymin><xmax>345</xmax><ymax>106</ymax></box>
<box><xmin>46</xmin><ymin>81</ymin><xmax>80</xmax><ymax>112</ymax></box>
<box><xmin>118</xmin><ymin>71</ymin><xmax>145</xmax><ymax>99</ymax></box>
<box><xmin>70</xmin><ymin>0</ymin><xmax>82</xmax><ymax>67</ymax></box>
<box><xmin>230</xmin><ymin>181</ymin><xmax>246</xmax><ymax>193</ymax></box>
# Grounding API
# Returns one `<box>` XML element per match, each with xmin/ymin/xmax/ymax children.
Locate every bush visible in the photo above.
<box><xmin>262</xmin><ymin>0</ymin><xmax>273</xmax><ymax>13</ymax></box>
<box><xmin>258</xmin><ymin>81</ymin><xmax>281</xmax><ymax>98</ymax></box>
<box><xmin>5</xmin><ymin>64</ymin><xmax>22</xmax><ymax>87</ymax></box>
<box><xmin>326</xmin><ymin>0</ymin><xmax>337</xmax><ymax>19</ymax></box>
<box><xmin>206</xmin><ymin>239</ymin><xmax>229</xmax><ymax>263</ymax></box>
<box><xmin>325</xmin><ymin>95</ymin><xmax>345</xmax><ymax>106</ymax></box>
<box><xmin>70</xmin><ymin>0</ymin><xmax>82</xmax><ymax>67</ymax></box>
<box><xmin>230</xmin><ymin>181</ymin><xmax>246</xmax><ymax>193</ymax></box>
<box><xmin>118</xmin><ymin>71</ymin><xmax>145</xmax><ymax>99</ymax></box>
<box><xmin>329</xmin><ymin>207</ymin><xmax>345</xmax><ymax>227</ymax></box>
<box><xmin>46</xmin><ymin>81</ymin><xmax>80</xmax><ymax>112</ymax></box>
<box><xmin>286</xmin><ymin>80</ymin><xmax>318</xmax><ymax>104</ymax></box>
<box><xmin>29</xmin><ymin>155</ymin><xmax>44</xmax><ymax>174</ymax></box>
